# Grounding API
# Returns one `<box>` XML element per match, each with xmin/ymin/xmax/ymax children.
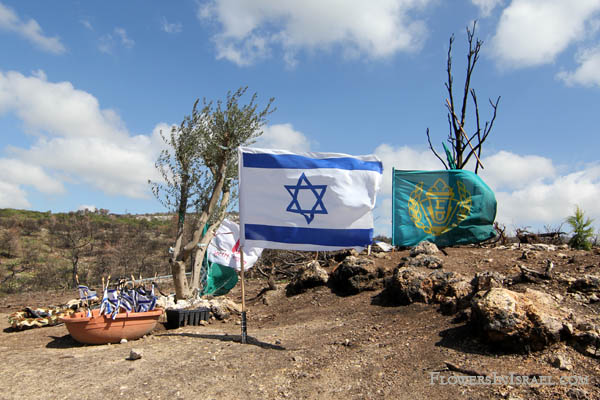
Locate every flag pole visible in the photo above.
<box><xmin>240</xmin><ymin>246</ymin><xmax>247</xmax><ymax>344</ymax></box>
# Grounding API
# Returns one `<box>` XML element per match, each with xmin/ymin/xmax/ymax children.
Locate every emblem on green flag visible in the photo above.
<box><xmin>392</xmin><ymin>169</ymin><xmax>496</xmax><ymax>247</ymax></box>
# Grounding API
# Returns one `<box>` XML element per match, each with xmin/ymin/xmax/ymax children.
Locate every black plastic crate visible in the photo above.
<box><xmin>166</xmin><ymin>308</ymin><xmax>210</xmax><ymax>329</ymax></box>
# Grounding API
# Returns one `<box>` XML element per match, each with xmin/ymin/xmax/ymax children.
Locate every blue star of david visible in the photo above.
<box><xmin>284</xmin><ymin>173</ymin><xmax>327</xmax><ymax>224</ymax></box>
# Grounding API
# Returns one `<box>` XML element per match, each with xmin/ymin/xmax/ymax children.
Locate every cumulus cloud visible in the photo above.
<box><xmin>557</xmin><ymin>45</ymin><xmax>600</xmax><ymax>87</ymax></box>
<box><xmin>252</xmin><ymin>123</ymin><xmax>311</xmax><ymax>152</ymax></box>
<box><xmin>0</xmin><ymin>2</ymin><xmax>66</xmax><ymax>54</ymax></box>
<box><xmin>373</xmin><ymin>143</ymin><xmax>442</xmax><ymax>195</ymax></box>
<box><xmin>478</xmin><ymin>150</ymin><xmax>556</xmax><ymax>190</ymax></box>
<box><xmin>198</xmin><ymin>0</ymin><xmax>432</xmax><ymax>66</ymax></box>
<box><xmin>370</xmin><ymin>146</ymin><xmax>600</xmax><ymax>237</ymax></box>
<box><xmin>0</xmin><ymin>70</ymin><xmax>127</xmax><ymax>140</ymax></box>
<box><xmin>471</xmin><ymin>0</ymin><xmax>504</xmax><ymax>16</ymax></box>
<box><xmin>161</xmin><ymin>17</ymin><xmax>182</xmax><ymax>34</ymax></box>
<box><xmin>0</xmin><ymin>181</ymin><xmax>30</xmax><ymax>208</ymax></box>
<box><xmin>490</xmin><ymin>0</ymin><xmax>600</xmax><ymax>68</ymax></box>
<box><xmin>0</xmin><ymin>70</ymin><xmax>168</xmax><ymax>207</ymax></box>
<box><xmin>494</xmin><ymin>164</ymin><xmax>600</xmax><ymax>230</ymax></box>
<box><xmin>0</xmin><ymin>158</ymin><xmax>64</xmax><ymax>194</ymax></box>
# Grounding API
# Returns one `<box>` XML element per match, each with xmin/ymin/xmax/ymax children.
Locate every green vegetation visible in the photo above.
<box><xmin>566</xmin><ymin>205</ymin><xmax>595</xmax><ymax>250</ymax></box>
<box><xmin>0</xmin><ymin>208</ymin><xmax>174</xmax><ymax>294</ymax></box>
<box><xmin>150</xmin><ymin>87</ymin><xmax>275</xmax><ymax>299</ymax></box>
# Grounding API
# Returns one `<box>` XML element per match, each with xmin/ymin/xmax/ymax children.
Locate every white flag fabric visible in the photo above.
<box><xmin>238</xmin><ymin>147</ymin><xmax>382</xmax><ymax>251</ymax></box>
<box><xmin>207</xmin><ymin>218</ymin><xmax>263</xmax><ymax>270</ymax></box>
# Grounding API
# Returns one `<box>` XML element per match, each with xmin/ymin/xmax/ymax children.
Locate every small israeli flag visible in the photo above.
<box><xmin>78</xmin><ymin>285</ymin><xmax>97</xmax><ymax>301</ymax></box>
<box><xmin>239</xmin><ymin>147</ymin><xmax>382</xmax><ymax>251</ymax></box>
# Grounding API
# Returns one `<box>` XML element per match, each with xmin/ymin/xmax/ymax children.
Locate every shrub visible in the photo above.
<box><xmin>566</xmin><ymin>206</ymin><xmax>594</xmax><ymax>250</ymax></box>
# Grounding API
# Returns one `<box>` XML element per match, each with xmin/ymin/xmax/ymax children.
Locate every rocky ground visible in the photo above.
<box><xmin>1</xmin><ymin>243</ymin><xmax>599</xmax><ymax>400</ymax></box>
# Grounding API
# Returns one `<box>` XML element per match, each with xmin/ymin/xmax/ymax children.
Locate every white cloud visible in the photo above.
<box><xmin>373</xmin><ymin>143</ymin><xmax>442</xmax><ymax>195</ymax></box>
<box><xmin>80</xmin><ymin>19</ymin><xmax>93</xmax><ymax>31</ymax></box>
<box><xmin>98</xmin><ymin>27</ymin><xmax>135</xmax><ymax>54</ymax></box>
<box><xmin>490</xmin><ymin>0</ymin><xmax>600</xmax><ymax>68</ymax></box>
<box><xmin>557</xmin><ymin>45</ymin><xmax>600</xmax><ymax>87</ymax></box>
<box><xmin>0</xmin><ymin>181</ymin><xmax>29</xmax><ymax>208</ymax></box>
<box><xmin>252</xmin><ymin>123</ymin><xmax>311</xmax><ymax>152</ymax></box>
<box><xmin>373</xmin><ymin>197</ymin><xmax>393</xmax><ymax>237</ymax></box>
<box><xmin>370</xmin><ymin>146</ymin><xmax>600</xmax><ymax>237</ymax></box>
<box><xmin>0</xmin><ymin>70</ymin><xmax>167</xmax><ymax>207</ymax></box>
<box><xmin>0</xmin><ymin>158</ymin><xmax>64</xmax><ymax>194</ymax></box>
<box><xmin>471</xmin><ymin>0</ymin><xmax>504</xmax><ymax>16</ymax></box>
<box><xmin>0</xmin><ymin>2</ymin><xmax>66</xmax><ymax>54</ymax></box>
<box><xmin>78</xmin><ymin>205</ymin><xmax>96</xmax><ymax>212</ymax></box>
<box><xmin>0</xmin><ymin>70</ymin><xmax>128</xmax><ymax>140</ymax></box>
<box><xmin>161</xmin><ymin>17</ymin><xmax>182</xmax><ymax>34</ymax></box>
<box><xmin>478</xmin><ymin>150</ymin><xmax>556</xmax><ymax>190</ymax></box>
<box><xmin>114</xmin><ymin>27</ymin><xmax>134</xmax><ymax>48</ymax></box>
<box><xmin>199</xmin><ymin>0</ymin><xmax>432</xmax><ymax>66</ymax></box>
<box><xmin>494</xmin><ymin>164</ymin><xmax>600</xmax><ymax>230</ymax></box>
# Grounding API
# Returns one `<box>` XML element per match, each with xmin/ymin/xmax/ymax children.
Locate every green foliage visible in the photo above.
<box><xmin>148</xmin><ymin>87</ymin><xmax>275</xmax><ymax>297</ymax></box>
<box><xmin>0</xmin><ymin>208</ymin><xmax>51</xmax><ymax>220</ymax></box>
<box><xmin>566</xmin><ymin>206</ymin><xmax>594</xmax><ymax>250</ymax></box>
<box><xmin>149</xmin><ymin>87</ymin><xmax>275</xmax><ymax>217</ymax></box>
<box><xmin>0</xmin><ymin>210</ymin><xmax>173</xmax><ymax>294</ymax></box>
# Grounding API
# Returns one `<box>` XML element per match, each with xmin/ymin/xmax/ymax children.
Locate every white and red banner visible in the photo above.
<box><xmin>207</xmin><ymin>218</ymin><xmax>263</xmax><ymax>270</ymax></box>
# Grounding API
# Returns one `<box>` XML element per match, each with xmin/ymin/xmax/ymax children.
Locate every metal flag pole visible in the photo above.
<box><xmin>240</xmin><ymin>246</ymin><xmax>247</xmax><ymax>344</ymax></box>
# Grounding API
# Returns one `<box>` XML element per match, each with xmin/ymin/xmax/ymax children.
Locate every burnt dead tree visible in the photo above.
<box><xmin>427</xmin><ymin>21</ymin><xmax>500</xmax><ymax>174</ymax></box>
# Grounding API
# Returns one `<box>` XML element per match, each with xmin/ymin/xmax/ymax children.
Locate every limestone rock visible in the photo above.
<box><xmin>434</xmin><ymin>274</ymin><xmax>473</xmax><ymax>313</ymax></box>
<box><xmin>155</xmin><ymin>295</ymin><xmax>176</xmax><ymax>310</ymax></box>
<box><xmin>548</xmin><ymin>354</ymin><xmax>573</xmax><ymax>371</ymax></box>
<box><xmin>530</xmin><ymin>243</ymin><xmax>556</xmax><ymax>252</ymax></box>
<box><xmin>127</xmin><ymin>349</ymin><xmax>143</xmax><ymax>361</ymax></box>
<box><xmin>219</xmin><ymin>298</ymin><xmax>242</xmax><ymax>314</ymax></box>
<box><xmin>286</xmin><ymin>260</ymin><xmax>329</xmax><ymax>295</ymax></box>
<box><xmin>567</xmin><ymin>388</ymin><xmax>590</xmax><ymax>400</ymax></box>
<box><xmin>209</xmin><ymin>302</ymin><xmax>230</xmax><ymax>320</ymax></box>
<box><xmin>329</xmin><ymin>256</ymin><xmax>386</xmax><ymax>295</ymax></box>
<box><xmin>568</xmin><ymin>275</ymin><xmax>600</xmax><ymax>294</ymax></box>
<box><xmin>408</xmin><ymin>254</ymin><xmax>444</xmax><ymax>269</ymax></box>
<box><xmin>470</xmin><ymin>288</ymin><xmax>567</xmax><ymax>352</ymax></box>
<box><xmin>381</xmin><ymin>267</ymin><xmax>435</xmax><ymax>305</ymax></box>
<box><xmin>410</xmin><ymin>241</ymin><xmax>439</xmax><ymax>257</ymax></box>
<box><xmin>381</xmin><ymin>268</ymin><xmax>472</xmax><ymax>313</ymax></box>
<box><xmin>571</xmin><ymin>326</ymin><xmax>600</xmax><ymax>357</ymax></box>
<box><xmin>471</xmin><ymin>271</ymin><xmax>506</xmax><ymax>292</ymax></box>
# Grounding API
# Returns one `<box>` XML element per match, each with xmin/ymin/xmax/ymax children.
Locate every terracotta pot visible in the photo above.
<box><xmin>60</xmin><ymin>308</ymin><xmax>163</xmax><ymax>345</ymax></box>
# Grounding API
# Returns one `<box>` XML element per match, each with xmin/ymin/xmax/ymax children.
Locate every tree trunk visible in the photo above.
<box><xmin>171</xmin><ymin>260</ymin><xmax>189</xmax><ymax>300</ymax></box>
<box><xmin>190</xmin><ymin>189</ymin><xmax>231</xmax><ymax>291</ymax></box>
<box><xmin>170</xmin><ymin>177</ymin><xmax>190</xmax><ymax>300</ymax></box>
<box><xmin>71</xmin><ymin>255</ymin><xmax>79</xmax><ymax>288</ymax></box>
<box><xmin>190</xmin><ymin>231</ymin><xmax>215</xmax><ymax>291</ymax></box>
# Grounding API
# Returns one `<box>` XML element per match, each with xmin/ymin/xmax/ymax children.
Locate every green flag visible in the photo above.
<box><xmin>200</xmin><ymin>259</ymin><xmax>239</xmax><ymax>297</ymax></box>
<box><xmin>442</xmin><ymin>142</ymin><xmax>457</xmax><ymax>170</ymax></box>
<box><xmin>392</xmin><ymin>169</ymin><xmax>497</xmax><ymax>247</ymax></box>
<box><xmin>199</xmin><ymin>218</ymin><xmax>263</xmax><ymax>296</ymax></box>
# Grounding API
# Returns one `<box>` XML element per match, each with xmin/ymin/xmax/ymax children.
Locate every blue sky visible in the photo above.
<box><xmin>1</xmin><ymin>0</ymin><xmax>599</xmax><ymax>236</ymax></box>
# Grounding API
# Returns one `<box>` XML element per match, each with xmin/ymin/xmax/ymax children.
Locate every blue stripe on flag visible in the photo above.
<box><xmin>243</xmin><ymin>152</ymin><xmax>382</xmax><ymax>173</ymax></box>
<box><xmin>245</xmin><ymin>224</ymin><xmax>372</xmax><ymax>247</ymax></box>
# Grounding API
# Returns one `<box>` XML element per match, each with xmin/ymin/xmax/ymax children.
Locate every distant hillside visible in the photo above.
<box><xmin>0</xmin><ymin>208</ymin><xmax>177</xmax><ymax>294</ymax></box>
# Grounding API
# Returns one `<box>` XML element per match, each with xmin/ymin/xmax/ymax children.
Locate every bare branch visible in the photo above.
<box><xmin>426</xmin><ymin>128</ymin><xmax>449</xmax><ymax>170</ymax></box>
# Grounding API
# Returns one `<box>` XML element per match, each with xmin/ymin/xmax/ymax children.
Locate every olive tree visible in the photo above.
<box><xmin>426</xmin><ymin>21</ymin><xmax>500</xmax><ymax>173</ymax></box>
<box><xmin>150</xmin><ymin>87</ymin><xmax>274</xmax><ymax>299</ymax></box>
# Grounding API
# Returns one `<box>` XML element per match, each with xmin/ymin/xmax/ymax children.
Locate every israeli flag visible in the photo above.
<box><xmin>78</xmin><ymin>285</ymin><xmax>97</xmax><ymax>301</ymax></box>
<box><xmin>238</xmin><ymin>147</ymin><xmax>382</xmax><ymax>251</ymax></box>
